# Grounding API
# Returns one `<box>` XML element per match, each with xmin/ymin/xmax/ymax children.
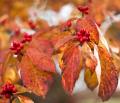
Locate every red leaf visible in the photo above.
<box><xmin>31</xmin><ymin>37</ymin><xmax>53</xmax><ymax>56</ymax></box>
<box><xmin>26</xmin><ymin>47</ymin><xmax>56</xmax><ymax>73</ymax></box>
<box><xmin>61</xmin><ymin>44</ymin><xmax>83</xmax><ymax>94</ymax></box>
<box><xmin>98</xmin><ymin>43</ymin><xmax>118</xmax><ymax>101</ymax></box>
<box><xmin>19</xmin><ymin>55</ymin><xmax>53</xmax><ymax>97</ymax></box>
<box><xmin>54</xmin><ymin>35</ymin><xmax>76</xmax><ymax>50</ymax></box>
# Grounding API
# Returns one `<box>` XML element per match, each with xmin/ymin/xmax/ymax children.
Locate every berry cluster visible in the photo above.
<box><xmin>76</xmin><ymin>29</ymin><xmax>90</xmax><ymax>44</ymax></box>
<box><xmin>77</xmin><ymin>6</ymin><xmax>89</xmax><ymax>15</ymax></box>
<box><xmin>21</xmin><ymin>33</ymin><xmax>32</xmax><ymax>43</ymax></box>
<box><xmin>10</xmin><ymin>33</ymin><xmax>32</xmax><ymax>54</ymax></box>
<box><xmin>0</xmin><ymin>82</ymin><xmax>17</xmax><ymax>98</ymax></box>
<box><xmin>10</xmin><ymin>41</ymin><xmax>23</xmax><ymax>54</ymax></box>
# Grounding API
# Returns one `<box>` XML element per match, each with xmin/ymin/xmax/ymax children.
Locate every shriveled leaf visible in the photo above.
<box><xmin>26</xmin><ymin>47</ymin><xmax>56</xmax><ymax>73</ymax></box>
<box><xmin>19</xmin><ymin>55</ymin><xmax>53</xmax><ymax>97</ymax></box>
<box><xmin>98</xmin><ymin>42</ymin><xmax>118</xmax><ymax>101</ymax></box>
<box><xmin>84</xmin><ymin>68</ymin><xmax>98</xmax><ymax>90</ymax></box>
<box><xmin>76</xmin><ymin>17</ymin><xmax>99</xmax><ymax>48</ymax></box>
<box><xmin>61</xmin><ymin>44</ymin><xmax>83</xmax><ymax>94</ymax></box>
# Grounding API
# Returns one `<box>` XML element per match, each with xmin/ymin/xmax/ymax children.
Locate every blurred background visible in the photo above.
<box><xmin>0</xmin><ymin>0</ymin><xmax>120</xmax><ymax>103</ymax></box>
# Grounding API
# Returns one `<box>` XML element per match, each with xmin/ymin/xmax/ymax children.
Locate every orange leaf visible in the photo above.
<box><xmin>19</xmin><ymin>55</ymin><xmax>53</xmax><ymax>97</ymax></box>
<box><xmin>0</xmin><ymin>98</ymin><xmax>9</xmax><ymax>103</ymax></box>
<box><xmin>2</xmin><ymin>52</ymin><xmax>19</xmax><ymax>83</ymax></box>
<box><xmin>76</xmin><ymin>17</ymin><xmax>99</xmax><ymax>47</ymax></box>
<box><xmin>84</xmin><ymin>68</ymin><xmax>98</xmax><ymax>90</ymax></box>
<box><xmin>26</xmin><ymin>47</ymin><xmax>56</xmax><ymax>73</ymax></box>
<box><xmin>61</xmin><ymin>44</ymin><xmax>83</xmax><ymax>94</ymax></box>
<box><xmin>98</xmin><ymin>42</ymin><xmax>118</xmax><ymax>101</ymax></box>
<box><xmin>82</xmin><ymin>43</ymin><xmax>98</xmax><ymax>90</ymax></box>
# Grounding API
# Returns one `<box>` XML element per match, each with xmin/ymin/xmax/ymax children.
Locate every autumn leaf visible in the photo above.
<box><xmin>19</xmin><ymin>55</ymin><xmax>54</xmax><ymax>97</ymax></box>
<box><xmin>0</xmin><ymin>32</ymin><xmax>10</xmax><ymax>50</ymax></box>
<box><xmin>76</xmin><ymin>16</ymin><xmax>99</xmax><ymax>48</ymax></box>
<box><xmin>84</xmin><ymin>68</ymin><xmax>98</xmax><ymax>90</ymax></box>
<box><xmin>31</xmin><ymin>37</ymin><xmax>54</xmax><ymax>56</ymax></box>
<box><xmin>15</xmin><ymin>84</ymin><xmax>28</xmax><ymax>94</ymax></box>
<box><xmin>54</xmin><ymin>35</ymin><xmax>76</xmax><ymax>51</ymax></box>
<box><xmin>112</xmin><ymin>53</ymin><xmax>120</xmax><ymax>72</ymax></box>
<box><xmin>98</xmin><ymin>42</ymin><xmax>118</xmax><ymax>101</ymax></box>
<box><xmin>12</xmin><ymin>98</ymin><xmax>21</xmax><ymax>103</ymax></box>
<box><xmin>89</xmin><ymin>0</ymin><xmax>120</xmax><ymax>24</ymax></box>
<box><xmin>26</xmin><ymin>47</ymin><xmax>56</xmax><ymax>73</ymax></box>
<box><xmin>82</xmin><ymin>43</ymin><xmax>97</xmax><ymax>73</ymax></box>
<box><xmin>81</xmin><ymin>43</ymin><xmax>98</xmax><ymax>90</ymax></box>
<box><xmin>13</xmin><ymin>96</ymin><xmax>34</xmax><ymax>103</ymax></box>
<box><xmin>2</xmin><ymin>52</ymin><xmax>20</xmax><ymax>83</ymax></box>
<box><xmin>0</xmin><ymin>98</ymin><xmax>9</xmax><ymax>103</ymax></box>
<box><xmin>61</xmin><ymin>44</ymin><xmax>83</xmax><ymax>94</ymax></box>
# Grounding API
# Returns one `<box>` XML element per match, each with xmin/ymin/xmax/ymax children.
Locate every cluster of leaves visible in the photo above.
<box><xmin>0</xmin><ymin>2</ymin><xmax>120</xmax><ymax>103</ymax></box>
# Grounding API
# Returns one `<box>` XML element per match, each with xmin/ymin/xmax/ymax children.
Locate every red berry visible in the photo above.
<box><xmin>0</xmin><ymin>82</ymin><xmax>17</xmax><ymax>98</ymax></box>
<box><xmin>22</xmin><ymin>33</ymin><xmax>32</xmax><ymax>43</ymax></box>
<box><xmin>77</xmin><ymin>5</ymin><xmax>89</xmax><ymax>15</ymax></box>
<box><xmin>10</xmin><ymin>41</ymin><xmax>23</xmax><ymax>54</ymax></box>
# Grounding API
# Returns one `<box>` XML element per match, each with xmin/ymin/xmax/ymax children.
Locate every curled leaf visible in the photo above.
<box><xmin>61</xmin><ymin>44</ymin><xmax>83</xmax><ymax>94</ymax></box>
<box><xmin>84</xmin><ymin>68</ymin><xmax>98</xmax><ymax>90</ymax></box>
<box><xmin>2</xmin><ymin>52</ymin><xmax>19</xmax><ymax>83</ymax></box>
<box><xmin>98</xmin><ymin>42</ymin><xmax>118</xmax><ymax>101</ymax></box>
<box><xmin>82</xmin><ymin>43</ymin><xmax>97</xmax><ymax>73</ymax></box>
